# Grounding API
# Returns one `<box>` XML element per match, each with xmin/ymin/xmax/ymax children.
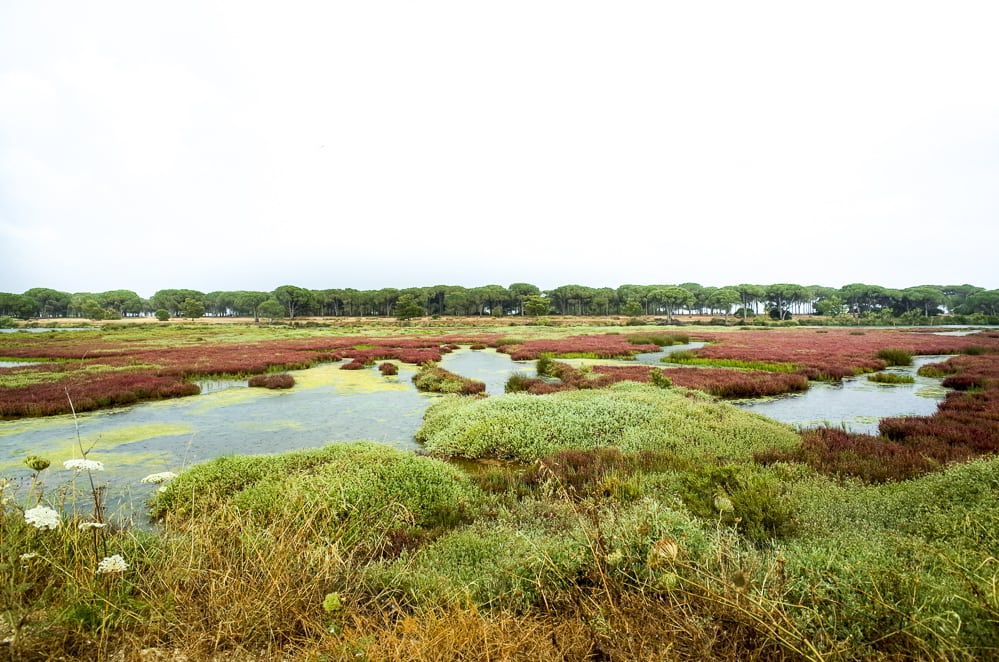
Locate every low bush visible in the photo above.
<box><xmin>247</xmin><ymin>373</ymin><xmax>295</xmax><ymax>389</ymax></box>
<box><xmin>378</xmin><ymin>362</ymin><xmax>398</xmax><ymax>376</ymax></box>
<box><xmin>876</xmin><ymin>347</ymin><xmax>913</xmax><ymax>366</ymax></box>
<box><xmin>941</xmin><ymin>374</ymin><xmax>985</xmax><ymax>390</ymax></box>
<box><xmin>648</xmin><ymin>368</ymin><xmax>673</xmax><ymax>389</ymax></box>
<box><xmin>670</xmin><ymin>463</ymin><xmax>799</xmax><ymax>544</ymax></box>
<box><xmin>627</xmin><ymin>333</ymin><xmax>690</xmax><ymax>346</ymax></box>
<box><xmin>917</xmin><ymin>362</ymin><xmax>954</xmax><ymax>378</ymax></box>
<box><xmin>150</xmin><ymin>442</ymin><xmax>481</xmax><ymax>555</ymax></box>
<box><xmin>412</xmin><ymin>362</ymin><xmax>486</xmax><ymax>395</ymax></box>
<box><xmin>960</xmin><ymin>344</ymin><xmax>990</xmax><ymax>355</ymax></box>
<box><xmin>866</xmin><ymin>372</ymin><xmax>915</xmax><ymax>384</ymax></box>
<box><xmin>361</xmin><ymin>520</ymin><xmax>589</xmax><ymax>612</ymax></box>
<box><xmin>417</xmin><ymin>383</ymin><xmax>800</xmax><ymax>462</ymax></box>
<box><xmin>504</xmin><ymin>371</ymin><xmax>536</xmax><ymax>393</ymax></box>
<box><xmin>783</xmin><ymin>457</ymin><xmax>999</xmax><ymax>655</ymax></box>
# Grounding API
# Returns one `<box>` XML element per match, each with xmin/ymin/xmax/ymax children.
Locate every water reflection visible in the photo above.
<box><xmin>737</xmin><ymin>356</ymin><xmax>949</xmax><ymax>434</ymax></box>
<box><xmin>439</xmin><ymin>347</ymin><xmax>534</xmax><ymax>393</ymax></box>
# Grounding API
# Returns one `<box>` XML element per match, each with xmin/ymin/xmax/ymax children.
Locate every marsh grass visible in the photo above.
<box><xmin>4</xmin><ymin>327</ymin><xmax>999</xmax><ymax>659</ymax></box>
<box><xmin>876</xmin><ymin>347</ymin><xmax>914</xmax><ymax>367</ymax></box>
<box><xmin>664</xmin><ymin>351</ymin><xmax>801</xmax><ymax>374</ymax></box>
<box><xmin>866</xmin><ymin>372</ymin><xmax>916</xmax><ymax>384</ymax></box>
<box><xmin>416</xmin><ymin>383</ymin><xmax>801</xmax><ymax>462</ymax></box>
<box><xmin>411</xmin><ymin>362</ymin><xmax>486</xmax><ymax>395</ymax></box>
<box><xmin>4</xmin><ymin>445</ymin><xmax>999</xmax><ymax>659</ymax></box>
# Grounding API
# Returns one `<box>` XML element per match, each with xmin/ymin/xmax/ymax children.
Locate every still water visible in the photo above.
<box><xmin>736</xmin><ymin>356</ymin><xmax>949</xmax><ymax>434</ymax></box>
<box><xmin>0</xmin><ymin>348</ymin><xmax>950</xmax><ymax>509</ymax></box>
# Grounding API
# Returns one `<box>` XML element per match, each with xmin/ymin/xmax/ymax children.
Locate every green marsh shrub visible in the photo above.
<box><xmin>150</xmin><ymin>442</ymin><xmax>481</xmax><ymax>552</ymax></box>
<box><xmin>412</xmin><ymin>362</ymin><xmax>486</xmax><ymax>395</ymax></box>
<box><xmin>504</xmin><ymin>371</ymin><xmax>536</xmax><ymax>393</ymax></box>
<box><xmin>361</xmin><ymin>521</ymin><xmax>589</xmax><ymax>611</ymax></box>
<box><xmin>665</xmin><ymin>464</ymin><xmax>799</xmax><ymax>544</ymax></box>
<box><xmin>416</xmin><ymin>383</ymin><xmax>800</xmax><ymax>462</ymax></box>
<box><xmin>779</xmin><ymin>457</ymin><xmax>999</xmax><ymax>653</ymax></box>
<box><xmin>866</xmin><ymin>372</ymin><xmax>915</xmax><ymax>384</ymax></box>
<box><xmin>876</xmin><ymin>348</ymin><xmax>913</xmax><ymax>366</ymax></box>
<box><xmin>648</xmin><ymin>368</ymin><xmax>673</xmax><ymax>389</ymax></box>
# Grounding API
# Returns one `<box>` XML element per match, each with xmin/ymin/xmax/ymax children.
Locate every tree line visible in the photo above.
<box><xmin>1</xmin><ymin>282</ymin><xmax>997</xmax><ymax>323</ymax></box>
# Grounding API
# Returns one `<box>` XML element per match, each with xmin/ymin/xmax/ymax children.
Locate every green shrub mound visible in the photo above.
<box><xmin>150</xmin><ymin>442</ymin><xmax>481</xmax><ymax>549</ymax></box>
<box><xmin>780</xmin><ymin>456</ymin><xmax>999</xmax><ymax>654</ymax></box>
<box><xmin>363</xmin><ymin>497</ymin><xmax>716</xmax><ymax>612</ymax></box>
<box><xmin>362</xmin><ymin>521</ymin><xmax>588</xmax><ymax>611</ymax></box>
<box><xmin>416</xmin><ymin>382</ymin><xmax>800</xmax><ymax>462</ymax></box>
<box><xmin>412</xmin><ymin>362</ymin><xmax>486</xmax><ymax>395</ymax></box>
<box><xmin>866</xmin><ymin>371</ymin><xmax>915</xmax><ymax>384</ymax></box>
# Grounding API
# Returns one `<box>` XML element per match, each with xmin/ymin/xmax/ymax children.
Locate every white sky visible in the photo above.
<box><xmin>1</xmin><ymin>1</ymin><xmax>997</xmax><ymax>298</ymax></box>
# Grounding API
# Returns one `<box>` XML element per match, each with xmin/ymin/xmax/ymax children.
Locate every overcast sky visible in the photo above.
<box><xmin>1</xmin><ymin>1</ymin><xmax>997</xmax><ymax>298</ymax></box>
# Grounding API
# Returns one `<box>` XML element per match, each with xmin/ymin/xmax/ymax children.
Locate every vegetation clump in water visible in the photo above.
<box><xmin>247</xmin><ymin>373</ymin><xmax>295</xmax><ymax>389</ymax></box>
<box><xmin>411</xmin><ymin>362</ymin><xmax>486</xmax><ymax>395</ymax></box>
<box><xmin>866</xmin><ymin>372</ymin><xmax>915</xmax><ymax>384</ymax></box>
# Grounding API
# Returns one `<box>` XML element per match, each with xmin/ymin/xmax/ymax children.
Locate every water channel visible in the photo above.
<box><xmin>0</xmin><ymin>347</ymin><xmax>951</xmax><ymax>512</ymax></box>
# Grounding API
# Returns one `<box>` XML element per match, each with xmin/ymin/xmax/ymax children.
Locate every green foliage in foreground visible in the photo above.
<box><xmin>6</xmin><ymin>354</ymin><xmax>999</xmax><ymax>661</ymax></box>
<box><xmin>150</xmin><ymin>442</ymin><xmax>480</xmax><ymax>550</ymax></box>
<box><xmin>416</xmin><ymin>382</ymin><xmax>801</xmax><ymax>462</ymax></box>
<box><xmin>782</xmin><ymin>457</ymin><xmax>999</xmax><ymax>653</ymax></box>
<box><xmin>4</xmin><ymin>439</ymin><xmax>999</xmax><ymax>658</ymax></box>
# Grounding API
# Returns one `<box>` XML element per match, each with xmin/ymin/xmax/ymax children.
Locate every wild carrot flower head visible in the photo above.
<box><xmin>24</xmin><ymin>505</ymin><xmax>61</xmax><ymax>530</ymax></box>
<box><xmin>64</xmin><ymin>459</ymin><xmax>104</xmax><ymax>472</ymax></box>
<box><xmin>140</xmin><ymin>471</ymin><xmax>178</xmax><ymax>484</ymax></box>
<box><xmin>96</xmin><ymin>554</ymin><xmax>128</xmax><ymax>574</ymax></box>
<box><xmin>714</xmin><ymin>494</ymin><xmax>735</xmax><ymax>513</ymax></box>
<box><xmin>24</xmin><ymin>455</ymin><xmax>51</xmax><ymax>472</ymax></box>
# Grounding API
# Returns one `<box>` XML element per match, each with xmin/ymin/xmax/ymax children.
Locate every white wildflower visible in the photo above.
<box><xmin>96</xmin><ymin>554</ymin><xmax>128</xmax><ymax>574</ymax></box>
<box><xmin>24</xmin><ymin>505</ymin><xmax>61</xmax><ymax>530</ymax></box>
<box><xmin>140</xmin><ymin>471</ymin><xmax>178</xmax><ymax>484</ymax></box>
<box><xmin>78</xmin><ymin>521</ymin><xmax>106</xmax><ymax>531</ymax></box>
<box><xmin>64</xmin><ymin>459</ymin><xmax>104</xmax><ymax>472</ymax></box>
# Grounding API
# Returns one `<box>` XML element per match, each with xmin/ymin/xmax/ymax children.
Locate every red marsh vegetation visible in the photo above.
<box><xmin>688</xmin><ymin>328</ymin><xmax>998</xmax><ymax>379</ymax></box>
<box><xmin>497</xmin><ymin>334</ymin><xmax>661</xmax><ymax>360</ymax></box>
<box><xmin>756</xmin><ymin>345</ymin><xmax>999</xmax><ymax>483</ymax></box>
<box><xmin>0</xmin><ymin>331</ymin><xmax>503</xmax><ymax>418</ymax></box>
<box><xmin>506</xmin><ymin>360</ymin><xmax>808</xmax><ymax>398</ymax></box>
<box><xmin>593</xmin><ymin>365</ymin><xmax>810</xmax><ymax>398</ymax></box>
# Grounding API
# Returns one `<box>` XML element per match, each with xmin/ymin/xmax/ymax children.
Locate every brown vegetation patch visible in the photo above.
<box><xmin>247</xmin><ymin>373</ymin><xmax>295</xmax><ymax>389</ymax></box>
